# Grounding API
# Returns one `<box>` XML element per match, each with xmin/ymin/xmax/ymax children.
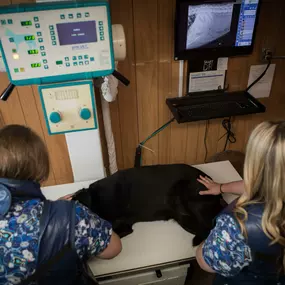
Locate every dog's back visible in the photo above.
<box><xmin>73</xmin><ymin>164</ymin><xmax>224</xmax><ymax>244</ymax></box>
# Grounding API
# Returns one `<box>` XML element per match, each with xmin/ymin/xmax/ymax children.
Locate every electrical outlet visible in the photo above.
<box><xmin>261</xmin><ymin>48</ymin><xmax>275</xmax><ymax>62</ymax></box>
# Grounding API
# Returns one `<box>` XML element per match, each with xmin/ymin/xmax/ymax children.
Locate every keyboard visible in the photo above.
<box><xmin>166</xmin><ymin>91</ymin><xmax>266</xmax><ymax>123</ymax></box>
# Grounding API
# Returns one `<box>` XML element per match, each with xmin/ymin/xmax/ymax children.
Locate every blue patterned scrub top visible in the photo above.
<box><xmin>0</xmin><ymin>199</ymin><xmax>112</xmax><ymax>285</ymax></box>
<box><xmin>203</xmin><ymin>214</ymin><xmax>252</xmax><ymax>277</ymax></box>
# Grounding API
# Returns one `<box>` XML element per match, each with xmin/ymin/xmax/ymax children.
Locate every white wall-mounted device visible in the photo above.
<box><xmin>39</xmin><ymin>80</ymin><xmax>98</xmax><ymax>135</ymax></box>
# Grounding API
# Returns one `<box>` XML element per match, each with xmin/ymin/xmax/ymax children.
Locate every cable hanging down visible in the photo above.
<box><xmin>134</xmin><ymin>117</ymin><xmax>175</xmax><ymax>167</ymax></box>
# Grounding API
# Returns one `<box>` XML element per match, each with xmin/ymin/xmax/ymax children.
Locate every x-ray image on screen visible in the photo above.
<box><xmin>186</xmin><ymin>3</ymin><xmax>234</xmax><ymax>50</ymax></box>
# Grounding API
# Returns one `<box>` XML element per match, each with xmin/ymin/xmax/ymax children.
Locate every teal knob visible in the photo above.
<box><xmin>80</xmin><ymin>108</ymin><xmax>91</xmax><ymax>120</ymax></box>
<box><xmin>49</xmin><ymin>112</ymin><xmax>61</xmax><ymax>124</ymax></box>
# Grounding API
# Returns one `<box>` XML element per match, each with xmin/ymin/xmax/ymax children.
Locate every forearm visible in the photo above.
<box><xmin>221</xmin><ymin>180</ymin><xmax>245</xmax><ymax>195</ymax></box>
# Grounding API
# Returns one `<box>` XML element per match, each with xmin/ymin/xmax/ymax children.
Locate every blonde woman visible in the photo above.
<box><xmin>196</xmin><ymin>121</ymin><xmax>285</xmax><ymax>285</ymax></box>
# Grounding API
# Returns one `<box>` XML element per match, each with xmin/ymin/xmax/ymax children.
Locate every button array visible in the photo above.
<box><xmin>0</xmin><ymin>19</ymin><xmax>13</xmax><ymax>25</ymax></box>
<box><xmin>99</xmin><ymin>21</ymin><xmax>104</xmax><ymax>41</ymax></box>
<box><xmin>67</xmin><ymin>55</ymin><xmax>94</xmax><ymax>67</ymax></box>
<box><xmin>60</xmin><ymin>12</ymin><xmax>90</xmax><ymax>20</ymax></box>
<box><xmin>49</xmin><ymin>25</ymin><xmax>57</xmax><ymax>46</ymax></box>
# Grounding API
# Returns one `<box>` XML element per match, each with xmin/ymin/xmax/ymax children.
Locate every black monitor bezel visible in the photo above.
<box><xmin>174</xmin><ymin>0</ymin><xmax>261</xmax><ymax>60</ymax></box>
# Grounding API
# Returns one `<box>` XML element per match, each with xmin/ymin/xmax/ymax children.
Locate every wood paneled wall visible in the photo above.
<box><xmin>0</xmin><ymin>0</ymin><xmax>73</xmax><ymax>186</ymax></box>
<box><xmin>1</xmin><ymin>0</ymin><xmax>285</xmax><ymax>183</ymax></box>
<box><xmin>110</xmin><ymin>0</ymin><xmax>285</xmax><ymax>169</ymax></box>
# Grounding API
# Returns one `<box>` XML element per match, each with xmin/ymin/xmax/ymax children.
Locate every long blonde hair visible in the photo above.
<box><xmin>235</xmin><ymin>121</ymin><xmax>285</xmax><ymax>246</ymax></box>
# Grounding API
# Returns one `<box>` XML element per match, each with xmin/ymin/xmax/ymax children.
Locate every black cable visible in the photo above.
<box><xmin>219</xmin><ymin>117</ymin><xmax>237</xmax><ymax>151</ymax></box>
<box><xmin>246</xmin><ymin>59</ymin><xmax>271</xmax><ymax>92</ymax></box>
<box><xmin>204</xmin><ymin>120</ymin><xmax>210</xmax><ymax>163</ymax></box>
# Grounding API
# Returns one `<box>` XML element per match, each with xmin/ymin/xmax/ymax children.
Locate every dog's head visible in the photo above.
<box><xmin>72</xmin><ymin>188</ymin><xmax>93</xmax><ymax>209</ymax></box>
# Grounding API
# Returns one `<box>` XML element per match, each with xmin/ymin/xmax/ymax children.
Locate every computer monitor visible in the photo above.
<box><xmin>175</xmin><ymin>0</ymin><xmax>260</xmax><ymax>60</ymax></box>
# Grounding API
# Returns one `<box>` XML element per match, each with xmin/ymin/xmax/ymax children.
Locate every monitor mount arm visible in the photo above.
<box><xmin>0</xmin><ymin>83</ymin><xmax>16</xmax><ymax>101</ymax></box>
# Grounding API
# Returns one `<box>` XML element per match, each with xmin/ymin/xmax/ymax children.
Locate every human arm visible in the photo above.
<box><xmin>74</xmin><ymin>203</ymin><xmax>122</xmax><ymax>260</ymax></box>
<box><xmin>197</xmin><ymin>176</ymin><xmax>245</xmax><ymax>196</ymax></box>
<box><xmin>195</xmin><ymin>214</ymin><xmax>252</xmax><ymax>277</ymax></box>
<box><xmin>98</xmin><ymin>232</ymin><xmax>122</xmax><ymax>259</ymax></box>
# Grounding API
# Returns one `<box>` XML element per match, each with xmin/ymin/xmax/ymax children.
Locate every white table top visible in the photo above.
<box><xmin>41</xmin><ymin>161</ymin><xmax>242</xmax><ymax>278</ymax></box>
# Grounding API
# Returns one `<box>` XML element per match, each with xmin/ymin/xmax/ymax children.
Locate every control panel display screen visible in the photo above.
<box><xmin>31</xmin><ymin>63</ymin><xmax>41</xmax><ymax>68</ymax></box>
<box><xmin>25</xmin><ymin>35</ymin><xmax>35</xmax><ymax>41</ymax></box>
<box><xmin>28</xmin><ymin>50</ymin><xmax>39</xmax><ymax>55</ymax></box>
<box><xmin>21</xmin><ymin>21</ymin><xmax>32</xmax><ymax>26</ymax></box>
<box><xmin>56</xmin><ymin>21</ymin><xmax>98</xmax><ymax>46</ymax></box>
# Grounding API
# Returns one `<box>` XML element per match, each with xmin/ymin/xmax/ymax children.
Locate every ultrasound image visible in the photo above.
<box><xmin>186</xmin><ymin>3</ymin><xmax>234</xmax><ymax>50</ymax></box>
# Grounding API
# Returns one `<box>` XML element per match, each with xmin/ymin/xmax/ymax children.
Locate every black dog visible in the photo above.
<box><xmin>73</xmin><ymin>164</ymin><xmax>225</xmax><ymax>246</ymax></box>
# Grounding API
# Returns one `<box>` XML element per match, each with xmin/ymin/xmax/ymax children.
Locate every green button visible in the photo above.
<box><xmin>52</xmin><ymin>41</ymin><xmax>57</xmax><ymax>45</ymax></box>
<box><xmin>79</xmin><ymin>61</ymin><xmax>83</xmax><ymax>66</ymax></box>
<box><xmin>99</xmin><ymin>21</ymin><xmax>103</xmax><ymax>26</ymax></box>
<box><xmin>84</xmin><ymin>55</ymin><xmax>88</xmax><ymax>59</ymax></box>
<box><xmin>100</xmin><ymin>36</ymin><xmax>105</xmax><ymax>41</ymax></box>
<box><xmin>99</xmin><ymin>26</ymin><xmax>104</xmax><ymax>31</ymax></box>
<box><xmin>90</xmin><ymin>57</ymin><xmax>95</xmax><ymax>62</ymax></box>
<box><xmin>72</xmin><ymin>56</ymin><xmax>77</xmax><ymax>60</ymax></box>
<box><xmin>41</xmin><ymin>52</ymin><xmax>46</xmax><ymax>56</ymax></box>
<box><xmin>44</xmin><ymin>65</ymin><xmax>49</xmax><ymax>69</ymax></box>
<box><xmin>85</xmin><ymin>12</ymin><xmax>90</xmax><ymax>17</ymax></box>
<box><xmin>37</xmin><ymin>32</ymin><xmax>42</xmax><ymax>36</ymax></box>
<box><xmin>56</xmin><ymin>60</ymin><xmax>63</xmax><ymax>65</ymax></box>
<box><xmin>100</xmin><ymin>32</ymin><xmax>104</xmax><ymax>36</ymax></box>
<box><xmin>35</xmin><ymin>23</ymin><xmax>40</xmax><ymax>28</ymax></box>
<box><xmin>1</xmin><ymin>20</ymin><xmax>6</xmax><ymax>25</ymax></box>
<box><xmin>38</xmin><ymin>38</ymin><xmax>43</xmax><ymax>43</ymax></box>
<box><xmin>9</xmin><ymin>38</ymin><xmax>14</xmax><ymax>42</ymax></box>
<box><xmin>8</xmin><ymin>19</ymin><xmax>13</xmax><ymax>24</ymax></box>
<box><xmin>14</xmin><ymin>68</ymin><xmax>19</xmax><ymax>73</ymax></box>
<box><xmin>77</xmin><ymin>13</ymin><xmax>82</xmax><ymax>18</ymax></box>
<box><xmin>12</xmin><ymin>49</ymin><xmax>17</xmax><ymax>53</ymax></box>
<box><xmin>51</xmin><ymin>36</ymin><xmax>56</xmax><ymax>40</ymax></box>
<box><xmin>60</xmin><ymin>14</ymin><xmax>65</xmax><ymax>19</ymax></box>
<box><xmin>65</xmin><ymin>57</ymin><xmax>69</xmax><ymax>61</ymax></box>
<box><xmin>43</xmin><ymin>59</ymin><xmax>48</xmax><ymax>64</ymax></box>
<box><xmin>40</xmin><ymin>46</ymin><xmax>45</xmax><ymax>50</ymax></box>
<box><xmin>68</xmin><ymin>14</ymin><xmax>73</xmax><ymax>19</ymax></box>
<box><xmin>78</xmin><ymin>56</ymin><xmax>83</xmax><ymax>60</ymax></box>
<box><xmin>34</xmin><ymin>17</ymin><xmax>39</xmax><ymax>22</ymax></box>
<box><xmin>49</xmin><ymin>25</ymin><xmax>54</xmax><ymax>30</ymax></box>
<box><xmin>73</xmin><ymin>62</ymin><xmax>78</xmax><ymax>66</ymax></box>
<box><xmin>50</xmin><ymin>31</ymin><xmax>55</xmax><ymax>35</ymax></box>
<box><xmin>66</xmin><ymin>62</ymin><xmax>70</xmax><ymax>67</ymax></box>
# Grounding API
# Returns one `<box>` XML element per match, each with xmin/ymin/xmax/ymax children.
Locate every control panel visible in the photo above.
<box><xmin>39</xmin><ymin>81</ymin><xmax>98</xmax><ymax>135</ymax></box>
<box><xmin>0</xmin><ymin>1</ymin><xmax>114</xmax><ymax>86</ymax></box>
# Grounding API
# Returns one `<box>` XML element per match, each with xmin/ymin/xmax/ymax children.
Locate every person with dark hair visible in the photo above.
<box><xmin>0</xmin><ymin>125</ymin><xmax>122</xmax><ymax>285</ymax></box>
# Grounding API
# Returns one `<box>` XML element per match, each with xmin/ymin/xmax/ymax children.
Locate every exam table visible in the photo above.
<box><xmin>42</xmin><ymin>161</ymin><xmax>241</xmax><ymax>285</ymax></box>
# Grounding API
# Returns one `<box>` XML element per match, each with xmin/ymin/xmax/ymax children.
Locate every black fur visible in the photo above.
<box><xmin>72</xmin><ymin>164</ymin><xmax>225</xmax><ymax>246</ymax></box>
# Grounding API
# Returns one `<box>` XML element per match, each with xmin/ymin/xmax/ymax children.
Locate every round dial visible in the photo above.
<box><xmin>49</xmin><ymin>112</ymin><xmax>61</xmax><ymax>124</ymax></box>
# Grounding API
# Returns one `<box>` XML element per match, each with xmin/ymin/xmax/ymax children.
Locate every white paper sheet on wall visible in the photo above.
<box><xmin>247</xmin><ymin>64</ymin><xmax>276</xmax><ymax>98</ymax></box>
<box><xmin>189</xmin><ymin>70</ymin><xmax>225</xmax><ymax>93</ymax></box>
<box><xmin>217</xmin><ymin>57</ymin><xmax>229</xmax><ymax>71</ymax></box>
